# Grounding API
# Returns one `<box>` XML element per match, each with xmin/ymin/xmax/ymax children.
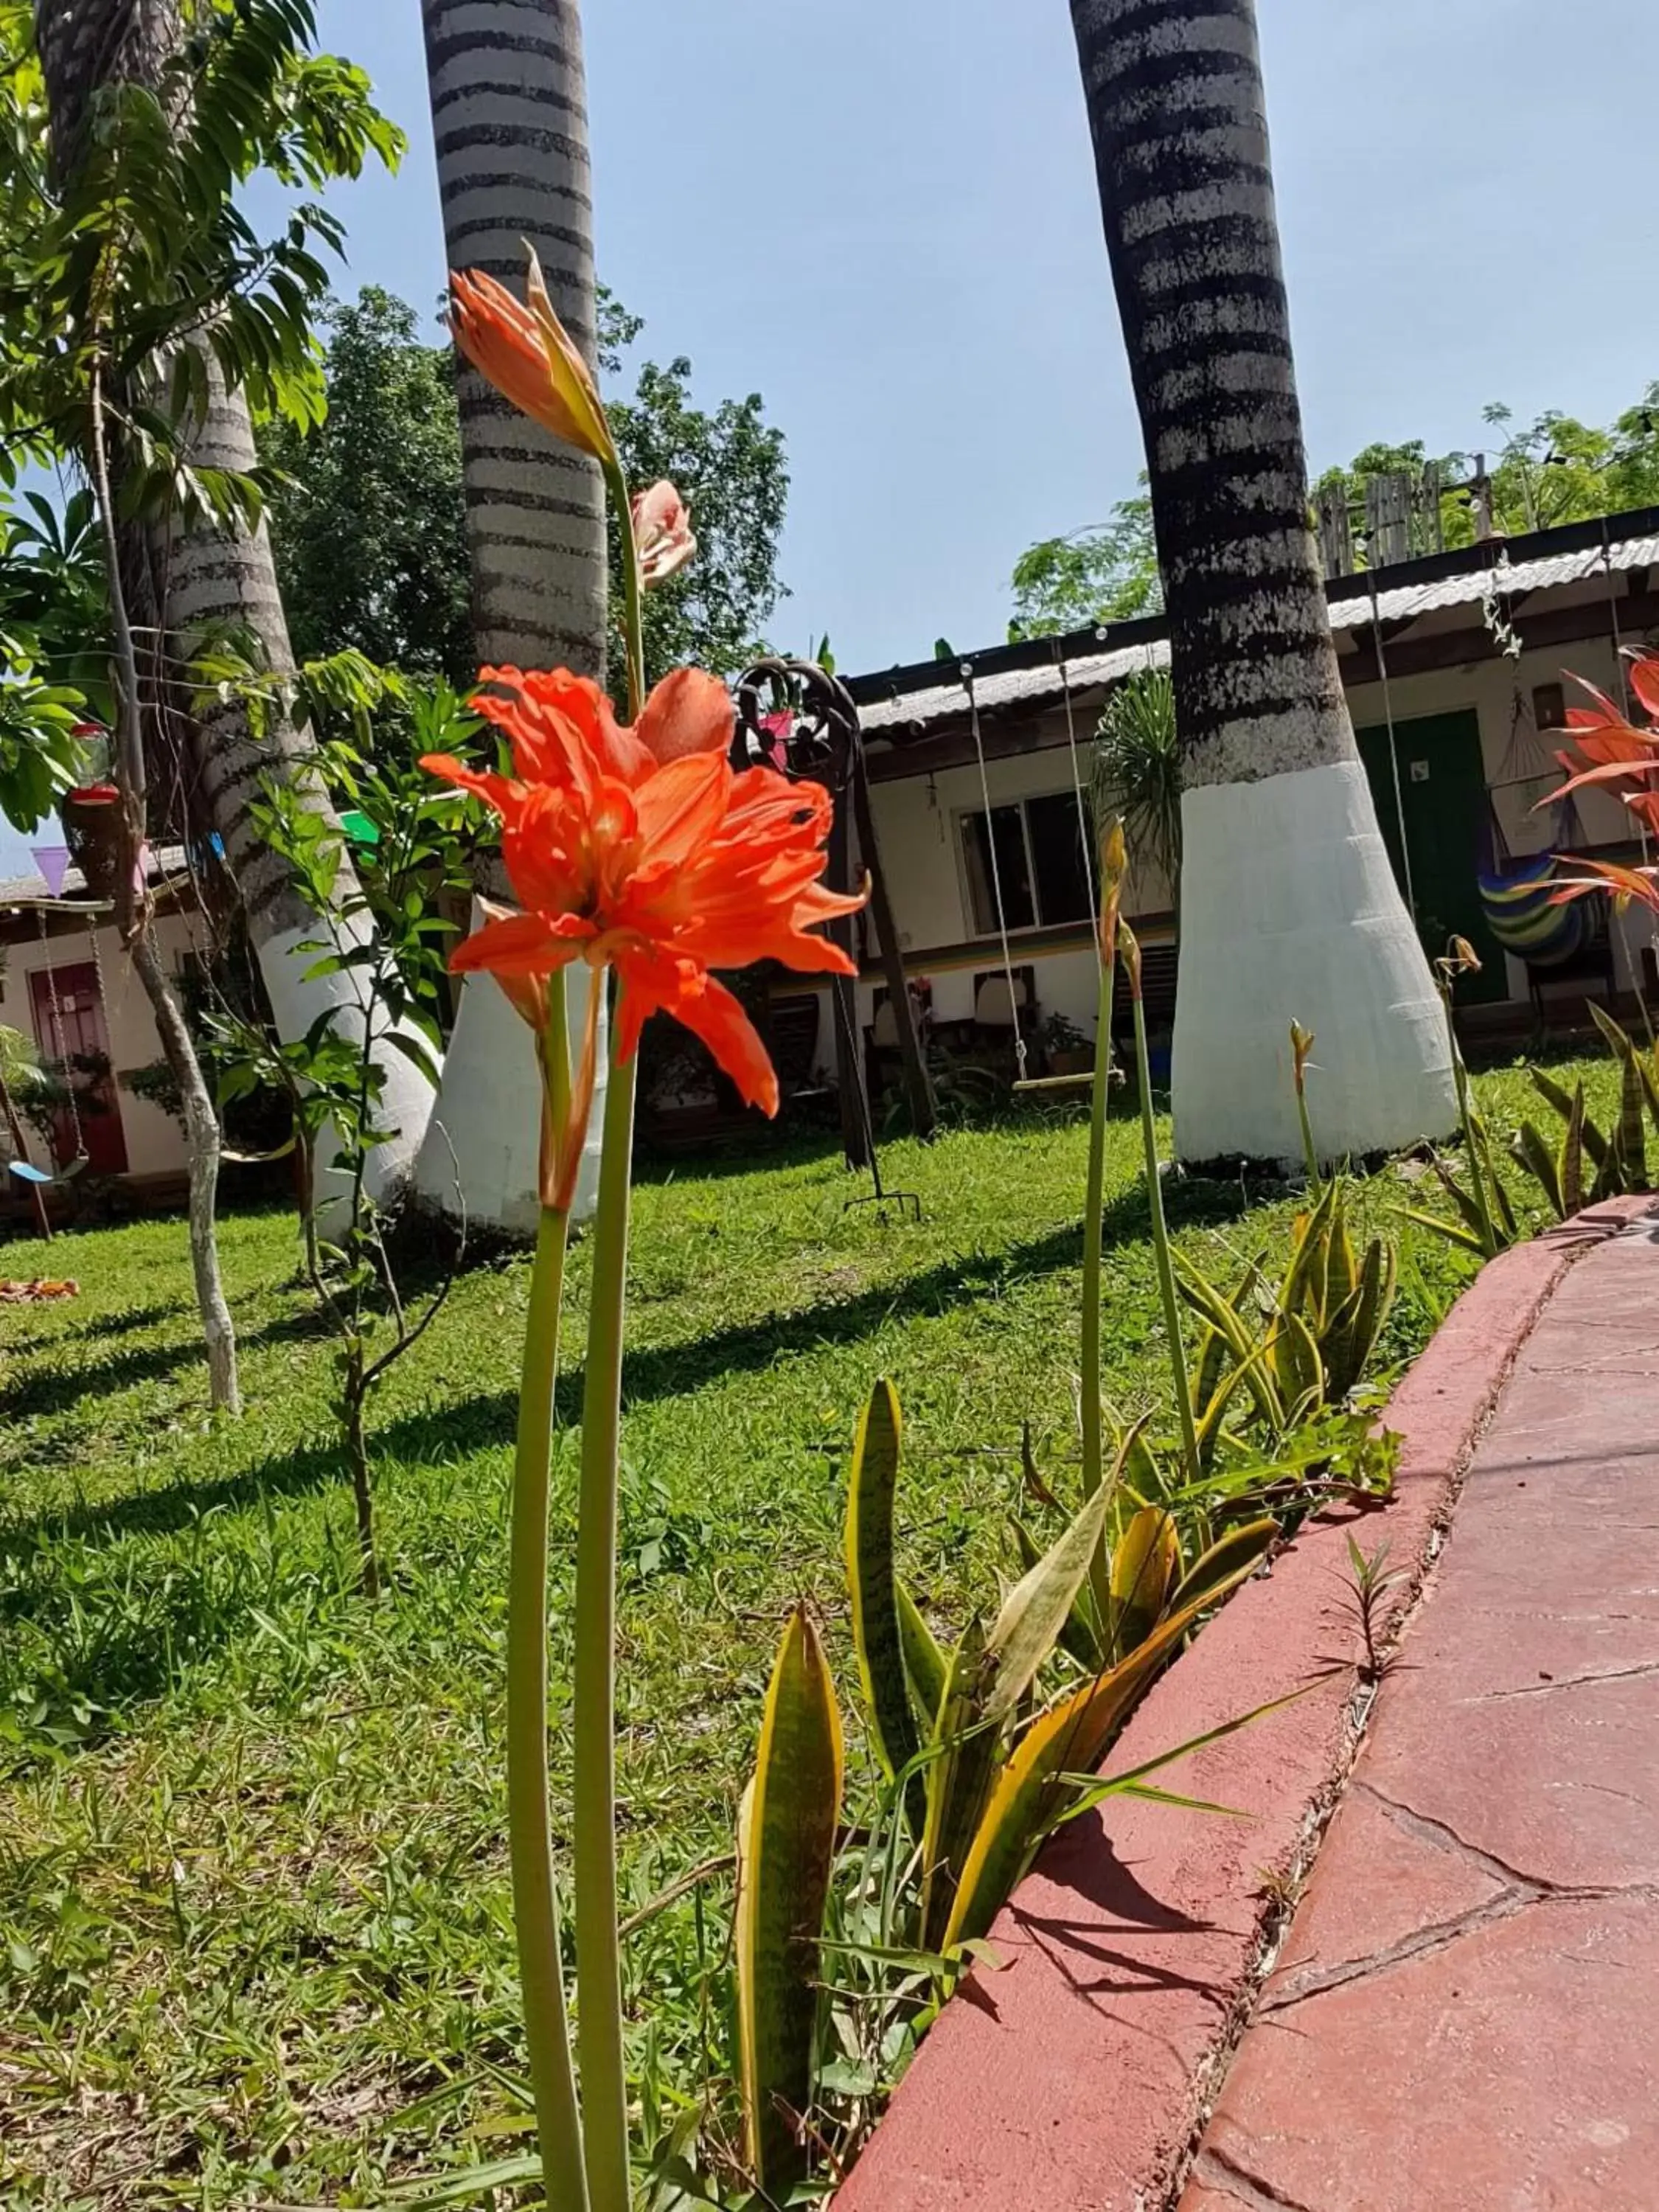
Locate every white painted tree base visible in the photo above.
<box><xmin>411</xmin><ymin>937</ymin><xmax>605</xmax><ymax>1235</ymax></box>
<box><xmin>257</xmin><ymin>920</ymin><xmax>438</xmax><ymax>1207</ymax></box>
<box><xmin>1171</xmin><ymin>759</ymin><xmax>1458</xmax><ymax>1166</ymax></box>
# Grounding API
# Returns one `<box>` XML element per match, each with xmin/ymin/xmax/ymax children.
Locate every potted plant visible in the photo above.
<box><xmin>1038</xmin><ymin>1009</ymin><xmax>1093</xmax><ymax>1077</ymax></box>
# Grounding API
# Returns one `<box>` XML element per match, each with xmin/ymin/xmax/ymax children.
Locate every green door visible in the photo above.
<box><xmin>1354</xmin><ymin>709</ymin><xmax>1504</xmax><ymax>1004</ymax></box>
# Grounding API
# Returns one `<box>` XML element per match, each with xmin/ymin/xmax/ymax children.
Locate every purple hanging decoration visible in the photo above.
<box><xmin>30</xmin><ymin>845</ymin><xmax>70</xmax><ymax>900</ymax></box>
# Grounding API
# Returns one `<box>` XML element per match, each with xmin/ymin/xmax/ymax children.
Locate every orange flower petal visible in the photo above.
<box><xmin>451</xmin><ymin>907</ymin><xmax>592</xmax><ymax>978</ymax></box>
<box><xmin>1628</xmin><ymin>653</ymin><xmax>1659</xmax><ymax>723</ymax></box>
<box><xmin>635</xmin><ymin>668</ymin><xmax>736</xmax><ymax>766</ymax></box>
<box><xmin>633</xmin><ymin>753</ymin><xmax>732</xmax><ymax>865</ymax></box>
<box><xmin>450</xmin><ymin>269</ymin><xmax>595</xmax><ymax>454</ymax></box>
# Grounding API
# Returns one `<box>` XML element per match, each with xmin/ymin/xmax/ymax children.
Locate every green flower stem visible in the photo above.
<box><xmin>604</xmin><ymin>458</ymin><xmax>646</xmax><ymax>722</ymax></box>
<box><xmin>1130</xmin><ymin>959</ymin><xmax>1201</xmax><ymax>1483</ymax></box>
<box><xmin>572</xmin><ymin>1017</ymin><xmax>640</xmax><ymax>2212</ymax></box>
<box><xmin>1441</xmin><ymin>981</ymin><xmax>1496</xmax><ymax>1253</ymax></box>
<box><xmin>1295</xmin><ymin>1085</ymin><xmax>1321</xmax><ymax>1196</ymax></box>
<box><xmin>508</xmin><ymin>1203</ymin><xmax>588</xmax><ymax>2212</ymax></box>
<box><xmin>1080</xmin><ymin>948</ymin><xmax>1118</xmax><ymax>1504</ymax></box>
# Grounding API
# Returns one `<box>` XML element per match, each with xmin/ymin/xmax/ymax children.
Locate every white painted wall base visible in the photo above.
<box><xmin>1172</xmin><ymin>758</ymin><xmax>1458</xmax><ymax>1166</ymax></box>
<box><xmin>411</xmin><ymin>931</ymin><xmax>605</xmax><ymax>1236</ymax></box>
<box><xmin>257</xmin><ymin>919</ymin><xmax>439</xmax><ymax>1207</ymax></box>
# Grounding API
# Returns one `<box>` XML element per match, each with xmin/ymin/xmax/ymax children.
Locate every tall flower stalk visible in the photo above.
<box><xmin>1121</xmin><ymin>918</ymin><xmax>1201</xmax><ymax>1483</ymax></box>
<box><xmin>434</xmin><ymin>249</ymin><xmax>863</xmax><ymax>2211</ymax></box>
<box><xmin>1080</xmin><ymin>821</ymin><xmax>1127</xmax><ymax>1503</ymax></box>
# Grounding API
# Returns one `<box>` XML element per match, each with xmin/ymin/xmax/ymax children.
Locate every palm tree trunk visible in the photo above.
<box><xmin>1069</xmin><ymin>0</ymin><xmax>1455</xmax><ymax>1164</ymax></box>
<box><xmin>414</xmin><ymin>0</ymin><xmax>609</xmax><ymax>1233</ymax></box>
<box><xmin>33</xmin><ymin>0</ymin><xmax>437</xmax><ymax>1208</ymax></box>
<box><xmin>160</xmin><ymin>351</ymin><xmax>437</xmax><ymax>1202</ymax></box>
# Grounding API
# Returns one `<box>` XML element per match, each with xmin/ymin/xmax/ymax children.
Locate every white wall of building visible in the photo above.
<box><xmin>833</xmin><ymin>619</ymin><xmax>1653</xmax><ymax>1083</ymax></box>
<box><xmin>0</xmin><ymin>911</ymin><xmax>195</xmax><ymax>1178</ymax></box>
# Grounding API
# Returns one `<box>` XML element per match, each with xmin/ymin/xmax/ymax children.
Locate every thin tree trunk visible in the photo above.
<box><xmin>129</xmin><ymin>925</ymin><xmax>240</xmax><ymax>1408</ymax></box>
<box><xmin>89</xmin><ymin>360</ymin><xmax>242</xmax><ymax>1413</ymax></box>
<box><xmin>1069</xmin><ymin>0</ymin><xmax>1455</xmax><ymax>1164</ymax></box>
<box><xmin>414</xmin><ymin>0</ymin><xmax>610</xmax><ymax>1234</ymax></box>
<box><xmin>344</xmin><ymin>1357</ymin><xmax>380</xmax><ymax>1601</ymax></box>
<box><xmin>0</xmin><ymin>1067</ymin><xmax>52</xmax><ymax>1240</ymax></box>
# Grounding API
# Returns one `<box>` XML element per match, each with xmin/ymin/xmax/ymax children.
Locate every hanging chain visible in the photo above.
<box><xmin>964</xmin><ymin>663</ymin><xmax>1029</xmax><ymax>1082</ymax></box>
<box><xmin>35</xmin><ymin>905</ymin><xmax>85</xmax><ymax>1160</ymax></box>
<box><xmin>1368</xmin><ymin>568</ymin><xmax>1417</xmax><ymax>920</ymax></box>
<box><xmin>1058</xmin><ymin>649</ymin><xmax>1100</xmax><ymax>964</ymax></box>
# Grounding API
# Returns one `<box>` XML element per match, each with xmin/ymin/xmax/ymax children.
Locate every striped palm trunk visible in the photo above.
<box><xmin>1070</xmin><ymin>0</ymin><xmax>1455</xmax><ymax>1163</ymax></box>
<box><xmin>414</xmin><ymin>0</ymin><xmax>610</xmax><ymax>1232</ymax></box>
<box><xmin>34</xmin><ymin>0</ymin><xmax>435</xmax><ymax>1206</ymax></box>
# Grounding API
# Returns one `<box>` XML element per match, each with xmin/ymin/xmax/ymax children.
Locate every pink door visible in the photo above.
<box><xmin>29</xmin><ymin>960</ymin><xmax>128</xmax><ymax>1175</ymax></box>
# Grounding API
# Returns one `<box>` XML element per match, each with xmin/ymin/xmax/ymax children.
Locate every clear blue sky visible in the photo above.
<box><xmin>5</xmin><ymin>0</ymin><xmax>1656</xmax><ymax>876</ymax></box>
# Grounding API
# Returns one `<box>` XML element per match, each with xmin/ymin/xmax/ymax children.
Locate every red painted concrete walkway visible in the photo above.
<box><xmin>1183</xmin><ymin>1220</ymin><xmax>1659</xmax><ymax>2212</ymax></box>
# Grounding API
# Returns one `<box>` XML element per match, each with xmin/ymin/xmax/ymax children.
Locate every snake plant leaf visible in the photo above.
<box><xmin>1324</xmin><ymin>1239</ymin><xmax>1394</xmax><ymax>1401</ymax></box>
<box><xmin>983</xmin><ymin>1475</ymin><xmax>1113</xmax><ymax>1721</ymax></box>
<box><xmin>1531</xmin><ymin>1062</ymin><xmax>1610</xmax><ymax>1166</ymax></box>
<box><xmin>1167</xmin><ymin>1515</ymin><xmax>1277</xmax><ymax>1616</ymax></box>
<box><xmin>919</xmin><ymin>1619</ymin><xmax>1001</xmax><ymax>1950</ymax></box>
<box><xmin>1281</xmin><ymin>1178</ymin><xmax>1340</xmax><ymax>1322</ymax></box>
<box><xmin>1592</xmin><ymin>1113</ymin><xmax>1630</xmax><ymax>1202</ymax></box>
<box><xmin>1118</xmin><ymin>1414</ymin><xmax>1169</xmax><ymax>1505</ymax></box>
<box><xmin>1107</xmin><ymin>1506</ymin><xmax>1180</xmax><ymax>1661</ymax></box>
<box><xmin>1268</xmin><ymin>1307</ymin><xmax>1323</xmax><ymax>1411</ymax></box>
<box><xmin>1429</xmin><ymin>1154</ymin><xmax>1487</xmax><ymax>1237</ymax></box>
<box><xmin>895</xmin><ymin>1579</ymin><xmax>948</xmax><ymax>1731</ymax></box>
<box><xmin>1561</xmin><ymin>1083</ymin><xmax>1586</xmax><ymax>1217</ymax></box>
<box><xmin>1322</xmin><ymin>1189</ymin><xmax>1359</xmax><ymax>1326</ymax></box>
<box><xmin>1618</xmin><ymin>1047</ymin><xmax>1648</xmax><ymax>1186</ymax></box>
<box><xmin>1013</xmin><ymin>1519</ymin><xmax>1103</xmax><ymax>1672</ymax></box>
<box><xmin>736</xmin><ymin>1605</ymin><xmax>844</xmax><ymax>2198</ymax></box>
<box><xmin>1487</xmin><ymin>1138</ymin><xmax>1520</xmax><ymax>1242</ymax></box>
<box><xmin>942</xmin><ymin>1576</ymin><xmax>1249</xmax><ymax>1952</ymax></box>
<box><xmin>1587</xmin><ymin>997</ymin><xmax>1636</xmax><ymax>1068</ymax></box>
<box><xmin>1176</xmin><ymin>1260</ymin><xmax>1279</xmax><ymax>1426</ymax></box>
<box><xmin>1511</xmin><ymin>1121</ymin><xmax>1563</xmax><ymax>1216</ymax></box>
<box><xmin>1405</xmin><ymin>1203</ymin><xmax>1488</xmax><ymax>1256</ymax></box>
<box><xmin>844</xmin><ymin>1379</ymin><xmax>922</xmax><ymax>1823</ymax></box>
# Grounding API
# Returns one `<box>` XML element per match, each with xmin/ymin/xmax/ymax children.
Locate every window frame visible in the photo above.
<box><xmin>955</xmin><ymin>789</ymin><xmax>1094</xmax><ymax>940</ymax></box>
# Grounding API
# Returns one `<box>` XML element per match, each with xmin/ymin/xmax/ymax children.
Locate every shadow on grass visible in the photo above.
<box><xmin>0</xmin><ymin>1302</ymin><xmax>339</xmax><ymax>1421</ymax></box>
<box><xmin>0</xmin><ymin>1172</ymin><xmax>1257</xmax><ymax>1573</ymax></box>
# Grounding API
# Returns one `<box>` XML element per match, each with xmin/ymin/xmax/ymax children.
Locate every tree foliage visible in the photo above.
<box><xmin>262</xmin><ymin>288</ymin><xmax>473</xmax><ymax>682</ymax></box>
<box><xmin>1009</xmin><ymin>487</ymin><xmax>1161</xmax><ymax>641</ymax></box>
<box><xmin>0</xmin><ymin>1</ymin><xmax>401</xmax><ymax>830</ymax></box>
<box><xmin>1015</xmin><ymin>385</ymin><xmax>1659</xmax><ymax>638</ymax></box>
<box><xmin>262</xmin><ymin>284</ymin><xmax>791</xmax><ymax>696</ymax></box>
<box><xmin>608</xmin><ymin>349</ymin><xmax>790</xmax><ymax>686</ymax></box>
<box><xmin>0</xmin><ymin>0</ymin><xmax>403</xmax><ymax>523</ymax></box>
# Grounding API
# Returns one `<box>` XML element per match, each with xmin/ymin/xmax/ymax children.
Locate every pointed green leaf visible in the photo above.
<box><xmin>844</xmin><ymin>1380</ymin><xmax>922</xmax><ymax>1825</ymax></box>
<box><xmin>919</xmin><ymin>1620</ymin><xmax>1001</xmax><ymax>1950</ymax></box>
<box><xmin>736</xmin><ymin>1607</ymin><xmax>844</xmax><ymax>2197</ymax></box>
<box><xmin>1167</xmin><ymin>1515</ymin><xmax>1277</xmax><ymax>1617</ymax></box>
<box><xmin>984</xmin><ymin>1478</ymin><xmax>1113</xmax><ymax>1720</ymax></box>
<box><xmin>896</xmin><ymin>1581</ymin><xmax>948</xmax><ymax>1730</ymax></box>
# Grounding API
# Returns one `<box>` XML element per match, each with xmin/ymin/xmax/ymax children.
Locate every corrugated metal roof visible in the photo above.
<box><xmin>858</xmin><ymin>528</ymin><xmax>1659</xmax><ymax>738</ymax></box>
<box><xmin>0</xmin><ymin>842</ymin><xmax>187</xmax><ymax>908</ymax></box>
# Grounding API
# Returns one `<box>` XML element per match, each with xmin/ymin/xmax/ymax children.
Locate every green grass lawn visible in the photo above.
<box><xmin>0</xmin><ymin>1057</ymin><xmax>1621</xmax><ymax>2207</ymax></box>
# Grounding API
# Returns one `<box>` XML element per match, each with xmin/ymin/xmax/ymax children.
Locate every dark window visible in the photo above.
<box><xmin>961</xmin><ymin>792</ymin><xmax>1093</xmax><ymax>936</ymax></box>
<box><xmin>961</xmin><ymin>804</ymin><xmax>1035</xmax><ymax>934</ymax></box>
<box><xmin>1026</xmin><ymin>792</ymin><xmax>1094</xmax><ymax>925</ymax></box>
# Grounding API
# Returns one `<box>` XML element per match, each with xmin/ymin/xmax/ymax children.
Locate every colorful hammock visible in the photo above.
<box><xmin>1477</xmin><ymin>851</ymin><xmax>1589</xmax><ymax>968</ymax></box>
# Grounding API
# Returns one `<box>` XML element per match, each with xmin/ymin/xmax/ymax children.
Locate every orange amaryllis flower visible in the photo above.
<box><xmin>1552</xmin><ymin>857</ymin><xmax>1659</xmax><ymax>919</ymax></box>
<box><xmin>449</xmin><ymin>248</ymin><xmax>615</xmax><ymax>466</ymax></box>
<box><xmin>1542</xmin><ymin>667</ymin><xmax>1659</xmax><ymax>803</ymax></box>
<box><xmin>631</xmin><ymin>481</ymin><xmax>697</xmax><ymax>588</ymax></box>
<box><xmin>425</xmin><ymin>668</ymin><xmax>863</xmax><ymax>1125</ymax></box>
